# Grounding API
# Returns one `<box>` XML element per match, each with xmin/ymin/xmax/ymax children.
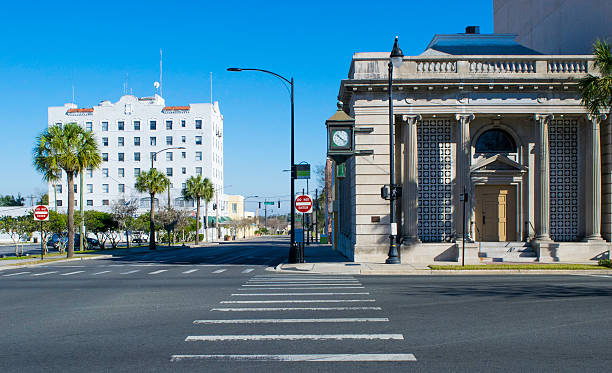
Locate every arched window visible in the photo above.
<box><xmin>474</xmin><ymin>129</ymin><xmax>517</xmax><ymax>153</ymax></box>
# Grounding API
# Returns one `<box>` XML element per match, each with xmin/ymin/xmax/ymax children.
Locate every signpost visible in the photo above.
<box><xmin>33</xmin><ymin>205</ymin><xmax>49</xmax><ymax>260</ymax></box>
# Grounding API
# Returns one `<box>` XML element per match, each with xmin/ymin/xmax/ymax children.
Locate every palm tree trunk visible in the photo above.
<box><xmin>67</xmin><ymin>171</ymin><xmax>75</xmax><ymax>258</ymax></box>
<box><xmin>195</xmin><ymin>197</ymin><xmax>201</xmax><ymax>245</ymax></box>
<box><xmin>149</xmin><ymin>193</ymin><xmax>156</xmax><ymax>250</ymax></box>
<box><xmin>126</xmin><ymin>229</ymin><xmax>130</xmax><ymax>250</ymax></box>
<box><xmin>205</xmin><ymin>202</ymin><xmax>209</xmax><ymax>242</ymax></box>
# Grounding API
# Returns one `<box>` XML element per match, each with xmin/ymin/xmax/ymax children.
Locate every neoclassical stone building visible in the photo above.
<box><xmin>334</xmin><ymin>32</ymin><xmax>610</xmax><ymax>263</ymax></box>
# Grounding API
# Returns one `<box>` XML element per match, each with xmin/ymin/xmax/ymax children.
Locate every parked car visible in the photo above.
<box><xmin>46</xmin><ymin>234</ymin><xmax>100</xmax><ymax>250</ymax></box>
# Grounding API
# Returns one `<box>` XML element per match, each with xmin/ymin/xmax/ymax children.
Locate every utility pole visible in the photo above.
<box><xmin>315</xmin><ymin>188</ymin><xmax>318</xmax><ymax>243</ymax></box>
<box><xmin>215</xmin><ymin>186</ymin><xmax>220</xmax><ymax>239</ymax></box>
<box><xmin>264</xmin><ymin>198</ymin><xmax>268</xmax><ymax>232</ymax></box>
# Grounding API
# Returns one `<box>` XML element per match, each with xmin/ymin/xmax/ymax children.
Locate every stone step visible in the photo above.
<box><xmin>479</xmin><ymin>256</ymin><xmax>539</xmax><ymax>263</ymax></box>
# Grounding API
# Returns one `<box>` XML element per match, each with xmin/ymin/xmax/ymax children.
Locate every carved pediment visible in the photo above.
<box><xmin>470</xmin><ymin>154</ymin><xmax>527</xmax><ymax>173</ymax></box>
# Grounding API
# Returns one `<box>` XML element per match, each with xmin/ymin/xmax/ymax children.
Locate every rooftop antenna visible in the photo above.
<box><xmin>159</xmin><ymin>48</ymin><xmax>163</xmax><ymax>98</ymax></box>
<box><xmin>154</xmin><ymin>81</ymin><xmax>160</xmax><ymax>95</ymax></box>
<box><xmin>72</xmin><ymin>85</ymin><xmax>75</xmax><ymax>105</ymax></box>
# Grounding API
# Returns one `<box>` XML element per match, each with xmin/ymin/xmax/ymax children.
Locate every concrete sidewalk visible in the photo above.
<box><xmin>272</xmin><ymin>243</ymin><xmax>612</xmax><ymax>275</ymax></box>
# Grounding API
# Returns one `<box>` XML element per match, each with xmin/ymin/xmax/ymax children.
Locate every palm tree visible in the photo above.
<box><xmin>201</xmin><ymin>178</ymin><xmax>214</xmax><ymax>242</ymax></box>
<box><xmin>33</xmin><ymin>123</ymin><xmax>101</xmax><ymax>258</ymax></box>
<box><xmin>135</xmin><ymin>168</ymin><xmax>169</xmax><ymax>250</ymax></box>
<box><xmin>579</xmin><ymin>40</ymin><xmax>612</xmax><ymax>116</ymax></box>
<box><xmin>182</xmin><ymin>175</ymin><xmax>206</xmax><ymax>245</ymax></box>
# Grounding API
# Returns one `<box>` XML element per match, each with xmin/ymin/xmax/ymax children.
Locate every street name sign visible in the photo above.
<box><xmin>264</xmin><ymin>201</ymin><xmax>274</xmax><ymax>206</ymax></box>
<box><xmin>33</xmin><ymin>205</ymin><xmax>49</xmax><ymax>221</ymax></box>
<box><xmin>295</xmin><ymin>195</ymin><xmax>313</xmax><ymax>214</ymax></box>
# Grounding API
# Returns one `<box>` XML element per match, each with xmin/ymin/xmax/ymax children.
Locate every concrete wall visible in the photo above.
<box><xmin>494</xmin><ymin>0</ymin><xmax>612</xmax><ymax>54</ymax></box>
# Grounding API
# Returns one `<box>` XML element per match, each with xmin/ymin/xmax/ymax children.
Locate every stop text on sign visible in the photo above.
<box><xmin>294</xmin><ymin>195</ymin><xmax>313</xmax><ymax>214</ymax></box>
<box><xmin>33</xmin><ymin>205</ymin><xmax>50</xmax><ymax>221</ymax></box>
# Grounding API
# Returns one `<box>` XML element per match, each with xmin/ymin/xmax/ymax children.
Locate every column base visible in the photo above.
<box><xmin>456</xmin><ymin>239</ymin><xmax>479</xmax><ymax>265</ymax></box>
<box><xmin>532</xmin><ymin>238</ymin><xmax>556</xmax><ymax>263</ymax></box>
<box><xmin>583</xmin><ymin>235</ymin><xmax>605</xmax><ymax>244</ymax></box>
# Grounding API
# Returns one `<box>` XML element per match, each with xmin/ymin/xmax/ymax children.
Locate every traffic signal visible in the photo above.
<box><xmin>213</xmin><ymin>203</ymin><xmax>217</xmax><ymax>210</ymax></box>
<box><xmin>278</xmin><ymin>201</ymin><xmax>281</xmax><ymax>208</ymax></box>
<box><xmin>259</xmin><ymin>202</ymin><xmax>262</xmax><ymax>208</ymax></box>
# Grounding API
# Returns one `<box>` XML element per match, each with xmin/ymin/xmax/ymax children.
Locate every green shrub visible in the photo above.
<box><xmin>598</xmin><ymin>259</ymin><xmax>612</xmax><ymax>268</ymax></box>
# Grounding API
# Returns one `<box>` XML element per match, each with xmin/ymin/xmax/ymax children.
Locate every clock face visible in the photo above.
<box><xmin>332</xmin><ymin>130</ymin><xmax>349</xmax><ymax>147</ymax></box>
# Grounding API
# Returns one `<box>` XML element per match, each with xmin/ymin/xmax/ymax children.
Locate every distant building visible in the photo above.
<box><xmin>47</xmin><ymin>94</ymin><xmax>227</xmax><ymax>216</ymax></box>
<box><xmin>494</xmin><ymin>0</ymin><xmax>612</xmax><ymax>54</ymax></box>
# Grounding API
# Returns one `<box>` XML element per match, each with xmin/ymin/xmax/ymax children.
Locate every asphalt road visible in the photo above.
<box><xmin>1</xmin><ymin>237</ymin><xmax>612</xmax><ymax>372</ymax></box>
<box><xmin>0</xmin><ymin>243</ymin><xmax>41</xmax><ymax>256</ymax></box>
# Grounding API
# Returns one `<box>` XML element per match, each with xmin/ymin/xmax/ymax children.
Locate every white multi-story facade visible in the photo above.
<box><xmin>47</xmin><ymin>94</ymin><xmax>227</xmax><ymax>215</ymax></box>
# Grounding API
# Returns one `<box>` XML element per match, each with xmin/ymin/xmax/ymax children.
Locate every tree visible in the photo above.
<box><xmin>84</xmin><ymin>210</ymin><xmax>117</xmax><ymax>249</ymax></box>
<box><xmin>182</xmin><ymin>175</ymin><xmax>213</xmax><ymax>245</ymax></box>
<box><xmin>579</xmin><ymin>40</ymin><xmax>612</xmax><ymax>116</ymax></box>
<box><xmin>0</xmin><ymin>194</ymin><xmax>25</xmax><ymax>206</ymax></box>
<box><xmin>135</xmin><ymin>168</ymin><xmax>169</xmax><ymax>250</ymax></box>
<box><xmin>156</xmin><ymin>207</ymin><xmax>188</xmax><ymax>246</ymax></box>
<box><xmin>38</xmin><ymin>193</ymin><xmax>49</xmax><ymax>205</ymax></box>
<box><xmin>33</xmin><ymin>122</ymin><xmax>101</xmax><ymax>258</ymax></box>
<box><xmin>112</xmin><ymin>200</ymin><xmax>137</xmax><ymax>250</ymax></box>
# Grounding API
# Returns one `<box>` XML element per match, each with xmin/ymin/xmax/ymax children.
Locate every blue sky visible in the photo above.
<box><xmin>0</xmin><ymin>0</ymin><xmax>493</xmax><ymax>212</ymax></box>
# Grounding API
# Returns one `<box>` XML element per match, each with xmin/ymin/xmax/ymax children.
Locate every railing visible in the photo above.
<box><xmin>416</xmin><ymin>61</ymin><xmax>456</xmax><ymax>73</ymax></box>
<box><xmin>548</xmin><ymin>60</ymin><xmax>588</xmax><ymax>73</ymax></box>
<box><xmin>469</xmin><ymin>60</ymin><xmax>534</xmax><ymax>73</ymax></box>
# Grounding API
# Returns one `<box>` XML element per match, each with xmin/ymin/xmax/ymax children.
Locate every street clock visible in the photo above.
<box><xmin>326</xmin><ymin>102</ymin><xmax>355</xmax><ymax>163</ymax></box>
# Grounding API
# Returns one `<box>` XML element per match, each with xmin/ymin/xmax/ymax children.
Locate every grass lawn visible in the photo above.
<box><xmin>428</xmin><ymin>264</ymin><xmax>607</xmax><ymax>270</ymax></box>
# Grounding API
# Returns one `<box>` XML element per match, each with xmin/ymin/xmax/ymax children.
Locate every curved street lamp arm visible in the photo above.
<box><xmin>227</xmin><ymin>68</ymin><xmax>292</xmax><ymax>86</ymax></box>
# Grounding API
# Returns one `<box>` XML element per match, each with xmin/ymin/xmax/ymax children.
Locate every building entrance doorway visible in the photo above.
<box><xmin>475</xmin><ymin>185</ymin><xmax>517</xmax><ymax>241</ymax></box>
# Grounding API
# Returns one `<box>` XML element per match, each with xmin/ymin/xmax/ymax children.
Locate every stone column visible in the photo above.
<box><xmin>456</xmin><ymin>113</ymin><xmax>475</xmax><ymax>241</ymax></box>
<box><xmin>535</xmin><ymin>114</ymin><xmax>553</xmax><ymax>241</ymax></box>
<box><xmin>402</xmin><ymin>114</ymin><xmax>421</xmax><ymax>243</ymax></box>
<box><xmin>586</xmin><ymin>114</ymin><xmax>607</xmax><ymax>241</ymax></box>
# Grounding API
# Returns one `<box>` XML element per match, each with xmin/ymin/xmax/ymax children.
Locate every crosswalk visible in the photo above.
<box><xmin>171</xmin><ymin>274</ymin><xmax>417</xmax><ymax>363</ymax></box>
<box><xmin>1</xmin><ymin>265</ymin><xmax>256</xmax><ymax>278</ymax></box>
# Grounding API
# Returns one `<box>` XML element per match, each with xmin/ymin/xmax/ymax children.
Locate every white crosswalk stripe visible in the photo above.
<box><xmin>60</xmin><ymin>271</ymin><xmax>85</xmax><ymax>276</ymax></box>
<box><xmin>33</xmin><ymin>271</ymin><xmax>58</xmax><ymax>276</ymax></box>
<box><xmin>193</xmin><ymin>318</ymin><xmax>389</xmax><ymax>324</ymax></box>
<box><xmin>212</xmin><ymin>269</ymin><xmax>227</xmax><ymax>274</ymax></box>
<box><xmin>120</xmin><ymin>270</ymin><xmax>140</xmax><ymax>275</ymax></box>
<box><xmin>171</xmin><ymin>354</ymin><xmax>417</xmax><ymax>362</ymax></box>
<box><xmin>211</xmin><ymin>307</ymin><xmax>382</xmax><ymax>312</ymax></box>
<box><xmin>185</xmin><ymin>334</ymin><xmax>403</xmax><ymax>341</ymax></box>
<box><xmin>182</xmin><ymin>269</ymin><xmax>198</xmax><ymax>274</ymax></box>
<box><xmin>3</xmin><ymin>271</ymin><xmax>30</xmax><ymax>277</ymax></box>
<box><xmin>220</xmin><ymin>299</ymin><xmax>376</xmax><ymax>304</ymax></box>
<box><xmin>241</xmin><ymin>268</ymin><xmax>254</xmax><ymax>273</ymax></box>
<box><xmin>231</xmin><ymin>292</ymin><xmax>370</xmax><ymax>296</ymax></box>
<box><xmin>148</xmin><ymin>269</ymin><xmax>168</xmax><ymax>275</ymax></box>
<box><xmin>93</xmin><ymin>270</ymin><xmax>111</xmax><ymax>275</ymax></box>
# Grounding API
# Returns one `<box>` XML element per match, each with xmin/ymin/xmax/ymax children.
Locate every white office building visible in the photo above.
<box><xmin>47</xmin><ymin>94</ymin><xmax>227</xmax><ymax>215</ymax></box>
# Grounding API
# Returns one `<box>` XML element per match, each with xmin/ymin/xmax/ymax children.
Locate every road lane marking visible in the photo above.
<box><xmin>193</xmin><ymin>318</ymin><xmax>389</xmax><ymax>324</ymax></box>
<box><xmin>238</xmin><ymin>287</ymin><xmax>365</xmax><ymax>290</ymax></box>
<box><xmin>241</xmin><ymin>268</ymin><xmax>254</xmax><ymax>273</ymax></box>
<box><xmin>60</xmin><ymin>271</ymin><xmax>85</xmax><ymax>276</ymax></box>
<box><xmin>212</xmin><ymin>269</ymin><xmax>227</xmax><ymax>274</ymax></box>
<box><xmin>247</xmin><ymin>281</ymin><xmax>362</xmax><ymax>284</ymax></box>
<box><xmin>3</xmin><ymin>272</ymin><xmax>30</xmax><ymax>277</ymax></box>
<box><xmin>33</xmin><ymin>271</ymin><xmax>58</xmax><ymax>276</ymax></box>
<box><xmin>148</xmin><ymin>269</ymin><xmax>168</xmax><ymax>275</ymax></box>
<box><xmin>211</xmin><ymin>307</ymin><xmax>382</xmax><ymax>312</ymax></box>
<box><xmin>185</xmin><ymin>334</ymin><xmax>403</xmax><ymax>341</ymax></box>
<box><xmin>120</xmin><ymin>270</ymin><xmax>140</xmax><ymax>275</ymax></box>
<box><xmin>220</xmin><ymin>299</ymin><xmax>376</xmax><ymax>304</ymax></box>
<box><xmin>182</xmin><ymin>269</ymin><xmax>198</xmax><ymax>274</ymax></box>
<box><xmin>231</xmin><ymin>292</ymin><xmax>370</xmax><ymax>296</ymax></box>
<box><xmin>170</xmin><ymin>354</ymin><xmax>416</xmax><ymax>362</ymax></box>
<box><xmin>93</xmin><ymin>270</ymin><xmax>111</xmax><ymax>275</ymax></box>
<box><xmin>242</xmin><ymin>284</ymin><xmax>360</xmax><ymax>287</ymax></box>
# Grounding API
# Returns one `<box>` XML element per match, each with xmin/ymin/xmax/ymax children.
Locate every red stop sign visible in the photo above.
<box><xmin>33</xmin><ymin>205</ymin><xmax>50</xmax><ymax>221</ymax></box>
<box><xmin>295</xmin><ymin>195</ymin><xmax>313</xmax><ymax>213</ymax></box>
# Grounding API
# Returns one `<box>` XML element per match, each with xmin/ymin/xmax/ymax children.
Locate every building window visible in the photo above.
<box><xmin>118</xmin><ymin>121</ymin><xmax>125</xmax><ymax>131</ymax></box>
<box><xmin>102</xmin><ymin>121</ymin><xmax>108</xmax><ymax>131</ymax></box>
<box><xmin>102</xmin><ymin>200</ymin><xmax>109</xmax><ymax>206</ymax></box>
<box><xmin>181</xmin><ymin>120</ymin><xmax>186</xmax><ymax>128</ymax></box>
<box><xmin>118</xmin><ymin>137</ymin><xmax>124</xmax><ymax>146</ymax></box>
<box><xmin>150</xmin><ymin>152</ymin><xmax>157</xmax><ymax>162</ymax></box>
<box><xmin>150</xmin><ymin>137</ymin><xmax>156</xmax><ymax>146</ymax></box>
<box><xmin>232</xmin><ymin>203</ymin><xmax>237</xmax><ymax>214</ymax></box>
<box><xmin>195</xmin><ymin>151</ymin><xmax>202</xmax><ymax>161</ymax></box>
<box><xmin>118</xmin><ymin>153</ymin><xmax>124</xmax><ymax>162</ymax></box>
<box><xmin>102</xmin><ymin>153</ymin><xmax>108</xmax><ymax>161</ymax></box>
<box><xmin>182</xmin><ymin>151</ymin><xmax>186</xmax><ymax>159</ymax></box>
<box><xmin>55</xmin><ymin>184</ymin><xmax>62</xmax><ymax>194</ymax></box>
<box><xmin>181</xmin><ymin>136</ymin><xmax>186</xmax><ymax>143</ymax></box>
<box><xmin>102</xmin><ymin>168</ymin><xmax>108</xmax><ymax>177</ymax></box>
<box><xmin>86</xmin><ymin>122</ymin><xmax>92</xmax><ymax>131</ymax></box>
<box><xmin>118</xmin><ymin>168</ymin><xmax>124</xmax><ymax>177</ymax></box>
<box><xmin>102</xmin><ymin>137</ymin><xmax>108</xmax><ymax>146</ymax></box>
<box><xmin>181</xmin><ymin>182</ymin><xmax>186</xmax><ymax>190</ymax></box>
<box><xmin>118</xmin><ymin>184</ymin><xmax>125</xmax><ymax>193</ymax></box>
<box><xmin>474</xmin><ymin>129</ymin><xmax>517</xmax><ymax>154</ymax></box>
<box><xmin>166</xmin><ymin>152</ymin><xmax>173</xmax><ymax>161</ymax></box>
<box><xmin>196</xmin><ymin>167</ymin><xmax>202</xmax><ymax>175</ymax></box>
<box><xmin>73</xmin><ymin>185</ymin><xmax>77</xmax><ymax>193</ymax></box>
<box><xmin>195</xmin><ymin>136</ymin><xmax>202</xmax><ymax>145</ymax></box>
<box><xmin>134</xmin><ymin>121</ymin><xmax>140</xmax><ymax>131</ymax></box>
<box><xmin>87</xmin><ymin>184</ymin><xmax>93</xmax><ymax>193</ymax></box>
<box><xmin>86</xmin><ymin>167</ymin><xmax>93</xmax><ymax>177</ymax></box>
<box><xmin>166</xmin><ymin>168</ymin><xmax>173</xmax><ymax>176</ymax></box>
<box><xmin>195</xmin><ymin>120</ymin><xmax>202</xmax><ymax>129</ymax></box>
<box><xmin>166</xmin><ymin>120</ymin><xmax>172</xmax><ymax>130</ymax></box>
<box><xmin>134</xmin><ymin>152</ymin><xmax>140</xmax><ymax>161</ymax></box>
<box><xmin>182</xmin><ymin>167</ymin><xmax>186</xmax><ymax>174</ymax></box>
<box><xmin>134</xmin><ymin>168</ymin><xmax>140</xmax><ymax>177</ymax></box>
<box><xmin>102</xmin><ymin>184</ymin><xmax>109</xmax><ymax>193</ymax></box>
<box><xmin>134</xmin><ymin>137</ymin><xmax>140</xmax><ymax>146</ymax></box>
<box><xmin>86</xmin><ymin>200</ymin><xmax>93</xmax><ymax>206</ymax></box>
<box><xmin>166</xmin><ymin>136</ymin><xmax>173</xmax><ymax>145</ymax></box>
<box><xmin>150</xmin><ymin>120</ymin><xmax>156</xmax><ymax>130</ymax></box>
<box><xmin>56</xmin><ymin>200</ymin><xmax>63</xmax><ymax>207</ymax></box>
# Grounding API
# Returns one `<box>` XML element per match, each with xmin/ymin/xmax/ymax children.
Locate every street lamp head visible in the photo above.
<box><xmin>390</xmin><ymin>36</ymin><xmax>404</xmax><ymax>68</ymax></box>
<box><xmin>227</xmin><ymin>68</ymin><xmax>243</xmax><ymax>72</ymax></box>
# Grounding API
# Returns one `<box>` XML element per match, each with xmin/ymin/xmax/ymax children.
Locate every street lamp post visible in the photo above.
<box><xmin>386</xmin><ymin>37</ymin><xmax>404</xmax><ymax>264</ymax></box>
<box><xmin>150</xmin><ymin>146</ymin><xmax>186</xmax><ymax>211</ymax></box>
<box><xmin>227</xmin><ymin>67</ymin><xmax>299</xmax><ymax>263</ymax></box>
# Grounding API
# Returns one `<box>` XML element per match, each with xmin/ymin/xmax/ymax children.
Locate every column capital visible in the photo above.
<box><xmin>455</xmin><ymin>113</ymin><xmax>475</xmax><ymax>123</ymax></box>
<box><xmin>587</xmin><ymin>113</ymin><xmax>607</xmax><ymax>123</ymax></box>
<box><xmin>402</xmin><ymin>114</ymin><xmax>421</xmax><ymax>124</ymax></box>
<box><xmin>534</xmin><ymin>113</ymin><xmax>554</xmax><ymax>123</ymax></box>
